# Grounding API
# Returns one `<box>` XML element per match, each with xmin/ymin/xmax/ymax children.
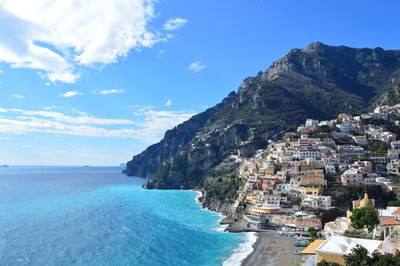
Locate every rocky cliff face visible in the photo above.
<box><xmin>125</xmin><ymin>42</ymin><xmax>400</xmax><ymax>204</ymax></box>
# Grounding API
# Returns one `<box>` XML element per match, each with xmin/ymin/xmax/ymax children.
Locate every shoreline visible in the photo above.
<box><xmin>194</xmin><ymin>191</ymin><xmax>257</xmax><ymax>266</ymax></box>
<box><xmin>240</xmin><ymin>232</ymin><xmax>304</xmax><ymax>266</ymax></box>
<box><xmin>223</xmin><ymin>232</ymin><xmax>257</xmax><ymax>266</ymax></box>
<box><xmin>194</xmin><ymin>191</ymin><xmax>303</xmax><ymax>266</ymax></box>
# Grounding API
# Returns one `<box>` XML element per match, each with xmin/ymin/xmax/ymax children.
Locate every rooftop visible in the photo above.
<box><xmin>316</xmin><ymin>236</ymin><xmax>382</xmax><ymax>255</ymax></box>
<box><xmin>380</xmin><ymin>218</ymin><xmax>400</xmax><ymax>226</ymax></box>
<box><xmin>301</xmin><ymin>240</ymin><xmax>325</xmax><ymax>254</ymax></box>
<box><xmin>392</xmin><ymin>207</ymin><xmax>400</xmax><ymax>215</ymax></box>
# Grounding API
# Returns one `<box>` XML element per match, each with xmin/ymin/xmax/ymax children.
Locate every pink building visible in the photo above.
<box><xmin>363</xmin><ymin>161</ymin><xmax>373</xmax><ymax>173</ymax></box>
<box><xmin>270</xmin><ymin>213</ymin><xmax>322</xmax><ymax>229</ymax></box>
<box><xmin>299</xmin><ymin>139</ymin><xmax>313</xmax><ymax>151</ymax></box>
<box><xmin>341</xmin><ymin>169</ymin><xmax>363</xmax><ymax>186</ymax></box>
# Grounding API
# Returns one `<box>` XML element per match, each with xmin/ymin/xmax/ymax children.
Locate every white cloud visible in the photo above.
<box><xmin>0</xmin><ymin>70</ymin><xmax>4</xmax><ymax>73</ymax></box>
<box><xmin>135</xmin><ymin>108</ymin><xmax>196</xmax><ymax>142</ymax></box>
<box><xmin>93</xmin><ymin>89</ymin><xmax>125</xmax><ymax>95</ymax></box>
<box><xmin>163</xmin><ymin>18</ymin><xmax>188</xmax><ymax>31</ymax></box>
<box><xmin>188</xmin><ymin>61</ymin><xmax>206</xmax><ymax>73</ymax></box>
<box><xmin>0</xmin><ymin>106</ymin><xmax>196</xmax><ymax>143</ymax></box>
<box><xmin>0</xmin><ymin>117</ymin><xmax>140</xmax><ymax>139</ymax></box>
<box><xmin>19</xmin><ymin>110</ymin><xmax>134</xmax><ymax>125</ymax></box>
<box><xmin>43</xmin><ymin>106</ymin><xmax>87</xmax><ymax>116</ymax></box>
<box><xmin>165</xmin><ymin>98</ymin><xmax>172</xmax><ymax>106</ymax></box>
<box><xmin>0</xmin><ymin>0</ymin><xmax>162</xmax><ymax>83</ymax></box>
<box><xmin>43</xmin><ymin>106</ymin><xmax>58</xmax><ymax>111</ymax></box>
<box><xmin>59</xmin><ymin>90</ymin><xmax>82</xmax><ymax>98</ymax></box>
<box><xmin>11</xmin><ymin>94</ymin><xmax>24</xmax><ymax>98</ymax></box>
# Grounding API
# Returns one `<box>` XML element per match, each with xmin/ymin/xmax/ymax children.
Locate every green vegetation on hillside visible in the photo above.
<box><xmin>328</xmin><ymin>186</ymin><xmax>395</xmax><ymax>208</ymax></box>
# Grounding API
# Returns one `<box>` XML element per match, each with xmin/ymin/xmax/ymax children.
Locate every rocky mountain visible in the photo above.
<box><xmin>123</xmin><ymin>91</ymin><xmax>237</xmax><ymax>178</ymax></box>
<box><xmin>124</xmin><ymin>42</ymin><xmax>400</xmax><ymax>210</ymax></box>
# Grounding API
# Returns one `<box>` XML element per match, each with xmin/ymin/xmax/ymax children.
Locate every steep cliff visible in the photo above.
<box><xmin>125</xmin><ymin>42</ymin><xmax>400</xmax><ymax>204</ymax></box>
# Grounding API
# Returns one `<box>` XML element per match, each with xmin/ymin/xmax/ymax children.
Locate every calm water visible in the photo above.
<box><xmin>0</xmin><ymin>166</ymin><xmax>245</xmax><ymax>265</ymax></box>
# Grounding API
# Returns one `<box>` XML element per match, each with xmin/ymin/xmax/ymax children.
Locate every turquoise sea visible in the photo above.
<box><xmin>0</xmin><ymin>166</ymin><xmax>248</xmax><ymax>265</ymax></box>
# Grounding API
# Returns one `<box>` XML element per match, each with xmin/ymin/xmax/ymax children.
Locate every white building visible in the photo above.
<box><xmin>301</xmin><ymin>195</ymin><xmax>331</xmax><ymax>210</ymax></box>
<box><xmin>316</xmin><ymin>236</ymin><xmax>383</xmax><ymax>265</ymax></box>
<box><xmin>324</xmin><ymin>165</ymin><xmax>336</xmax><ymax>174</ymax></box>
<box><xmin>352</xmin><ymin>135</ymin><xmax>368</xmax><ymax>145</ymax></box>
<box><xmin>363</xmin><ymin>177</ymin><xmax>377</xmax><ymax>186</ymax></box>
<box><xmin>305</xmin><ymin>119</ymin><xmax>319</xmax><ymax>128</ymax></box>
<box><xmin>323</xmin><ymin>217</ymin><xmax>353</xmax><ymax>238</ymax></box>
<box><xmin>293</xmin><ymin>150</ymin><xmax>321</xmax><ymax>160</ymax></box>
<box><xmin>319</xmin><ymin>121</ymin><xmax>334</xmax><ymax>128</ymax></box>
<box><xmin>264</xmin><ymin>194</ymin><xmax>288</xmax><ymax>205</ymax></box>
<box><xmin>392</xmin><ymin>141</ymin><xmax>400</xmax><ymax>149</ymax></box>
<box><xmin>322</xmin><ymin>138</ymin><xmax>336</xmax><ymax>145</ymax></box>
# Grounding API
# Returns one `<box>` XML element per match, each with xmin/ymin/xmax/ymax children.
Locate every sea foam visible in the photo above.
<box><xmin>222</xmin><ymin>232</ymin><xmax>257</xmax><ymax>266</ymax></box>
<box><xmin>193</xmin><ymin>190</ymin><xmax>254</xmax><ymax>263</ymax></box>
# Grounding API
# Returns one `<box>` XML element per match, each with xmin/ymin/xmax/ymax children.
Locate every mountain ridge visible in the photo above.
<box><xmin>124</xmin><ymin>42</ymin><xmax>400</xmax><ymax>209</ymax></box>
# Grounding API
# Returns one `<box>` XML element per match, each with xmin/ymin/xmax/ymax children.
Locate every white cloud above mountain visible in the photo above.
<box><xmin>0</xmin><ymin>0</ymin><xmax>162</xmax><ymax>83</ymax></box>
<box><xmin>0</xmin><ymin>106</ymin><xmax>196</xmax><ymax>143</ymax></box>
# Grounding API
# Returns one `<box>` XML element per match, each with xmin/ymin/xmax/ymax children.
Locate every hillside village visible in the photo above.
<box><xmin>230</xmin><ymin>104</ymin><xmax>400</xmax><ymax>265</ymax></box>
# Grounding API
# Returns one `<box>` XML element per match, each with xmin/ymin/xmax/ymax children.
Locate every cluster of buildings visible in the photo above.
<box><xmin>232</xmin><ymin>104</ymin><xmax>400</xmax><ymax>264</ymax></box>
<box><xmin>302</xmin><ymin>195</ymin><xmax>400</xmax><ymax>265</ymax></box>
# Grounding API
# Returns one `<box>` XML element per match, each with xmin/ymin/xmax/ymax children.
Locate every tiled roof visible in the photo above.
<box><xmin>380</xmin><ymin>218</ymin><xmax>400</xmax><ymax>226</ymax></box>
<box><xmin>392</xmin><ymin>207</ymin><xmax>400</xmax><ymax>215</ymax></box>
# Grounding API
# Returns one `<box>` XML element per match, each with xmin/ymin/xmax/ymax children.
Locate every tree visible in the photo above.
<box><xmin>388</xmin><ymin>200</ymin><xmax>400</xmax><ymax>207</ymax></box>
<box><xmin>344</xmin><ymin>245</ymin><xmax>400</xmax><ymax>266</ymax></box>
<box><xmin>343</xmin><ymin>229</ymin><xmax>369</xmax><ymax>239</ymax></box>
<box><xmin>317</xmin><ymin>260</ymin><xmax>340</xmax><ymax>266</ymax></box>
<box><xmin>291</xmin><ymin>197</ymin><xmax>302</xmax><ymax>205</ymax></box>
<box><xmin>370</xmin><ymin>250</ymin><xmax>400</xmax><ymax>266</ymax></box>
<box><xmin>344</xmin><ymin>245</ymin><xmax>371</xmax><ymax>265</ymax></box>
<box><xmin>308</xmin><ymin>227</ymin><xmax>317</xmax><ymax>239</ymax></box>
<box><xmin>365</xmin><ymin>140</ymin><xmax>390</xmax><ymax>156</ymax></box>
<box><xmin>350</xmin><ymin>207</ymin><xmax>379</xmax><ymax>233</ymax></box>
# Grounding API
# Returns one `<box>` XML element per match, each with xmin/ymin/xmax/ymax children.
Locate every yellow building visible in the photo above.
<box><xmin>303</xmin><ymin>186</ymin><xmax>324</xmax><ymax>196</ymax></box>
<box><xmin>347</xmin><ymin>193</ymin><xmax>375</xmax><ymax>217</ymax></box>
<box><xmin>352</xmin><ymin>193</ymin><xmax>375</xmax><ymax>209</ymax></box>
<box><xmin>244</xmin><ymin>193</ymin><xmax>259</xmax><ymax>204</ymax></box>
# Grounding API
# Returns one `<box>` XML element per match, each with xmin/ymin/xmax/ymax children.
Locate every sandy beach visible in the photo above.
<box><xmin>240</xmin><ymin>231</ymin><xmax>304</xmax><ymax>266</ymax></box>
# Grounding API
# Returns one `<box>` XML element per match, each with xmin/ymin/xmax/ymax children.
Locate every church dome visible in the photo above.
<box><xmin>359</xmin><ymin>193</ymin><xmax>373</xmax><ymax>208</ymax></box>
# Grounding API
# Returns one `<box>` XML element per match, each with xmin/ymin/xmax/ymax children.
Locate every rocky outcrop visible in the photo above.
<box><xmin>200</xmin><ymin>196</ymin><xmax>232</xmax><ymax>216</ymax></box>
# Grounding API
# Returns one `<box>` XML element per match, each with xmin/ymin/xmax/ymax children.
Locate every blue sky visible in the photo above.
<box><xmin>0</xmin><ymin>0</ymin><xmax>399</xmax><ymax>165</ymax></box>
